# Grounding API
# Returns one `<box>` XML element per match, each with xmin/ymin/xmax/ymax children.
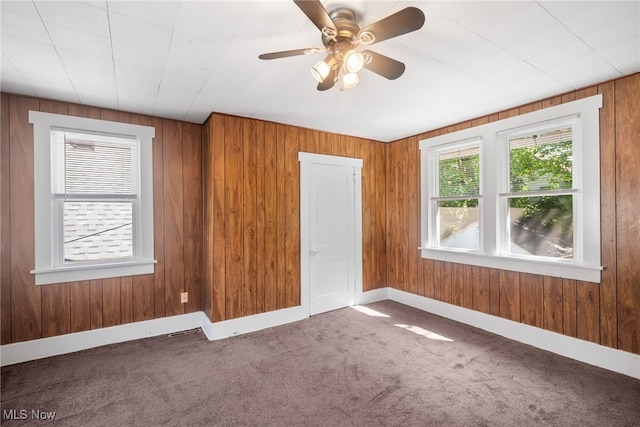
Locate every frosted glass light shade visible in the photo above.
<box><xmin>311</xmin><ymin>61</ymin><xmax>330</xmax><ymax>83</ymax></box>
<box><xmin>344</xmin><ymin>50</ymin><xmax>364</xmax><ymax>73</ymax></box>
<box><xmin>342</xmin><ymin>72</ymin><xmax>360</xmax><ymax>89</ymax></box>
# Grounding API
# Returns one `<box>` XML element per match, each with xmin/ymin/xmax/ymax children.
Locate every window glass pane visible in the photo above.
<box><xmin>509</xmin><ymin>195</ymin><xmax>573</xmax><ymax>258</ymax></box>
<box><xmin>438</xmin><ymin>199</ymin><xmax>479</xmax><ymax>250</ymax></box>
<box><xmin>439</xmin><ymin>146</ymin><xmax>480</xmax><ymax>197</ymax></box>
<box><xmin>54</xmin><ymin>129</ymin><xmax>137</xmax><ymax>195</ymax></box>
<box><xmin>64</xmin><ymin>201</ymin><xmax>133</xmax><ymax>262</ymax></box>
<box><xmin>509</xmin><ymin>127</ymin><xmax>572</xmax><ymax>192</ymax></box>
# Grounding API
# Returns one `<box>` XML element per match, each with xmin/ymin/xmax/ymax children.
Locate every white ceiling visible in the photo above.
<box><xmin>1</xmin><ymin>1</ymin><xmax>638</xmax><ymax>142</ymax></box>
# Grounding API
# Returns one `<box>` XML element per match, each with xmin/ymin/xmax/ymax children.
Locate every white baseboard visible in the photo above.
<box><xmin>387</xmin><ymin>288</ymin><xmax>640</xmax><ymax>380</ymax></box>
<box><xmin>0</xmin><ymin>312</ymin><xmax>208</xmax><ymax>367</ymax></box>
<box><xmin>3</xmin><ymin>288</ymin><xmax>638</xmax><ymax>381</ymax></box>
<box><xmin>200</xmin><ymin>288</ymin><xmax>389</xmax><ymax>341</ymax></box>
<box><xmin>200</xmin><ymin>306</ymin><xmax>309</xmax><ymax>341</ymax></box>
<box><xmin>357</xmin><ymin>287</ymin><xmax>388</xmax><ymax>306</ymax></box>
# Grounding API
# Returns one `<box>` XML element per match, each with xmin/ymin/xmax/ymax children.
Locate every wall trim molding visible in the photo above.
<box><xmin>386</xmin><ymin>288</ymin><xmax>640</xmax><ymax>380</ymax></box>
<box><xmin>0</xmin><ymin>312</ymin><xmax>209</xmax><ymax>366</ymax></box>
<box><xmin>200</xmin><ymin>306</ymin><xmax>309</xmax><ymax>341</ymax></box>
<box><xmin>3</xmin><ymin>287</ymin><xmax>638</xmax><ymax>381</ymax></box>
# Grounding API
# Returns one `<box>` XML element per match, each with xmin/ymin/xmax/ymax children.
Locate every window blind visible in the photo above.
<box><xmin>51</xmin><ymin>128</ymin><xmax>138</xmax><ymax>196</ymax></box>
<box><xmin>438</xmin><ymin>146</ymin><xmax>480</xmax><ymax>198</ymax></box>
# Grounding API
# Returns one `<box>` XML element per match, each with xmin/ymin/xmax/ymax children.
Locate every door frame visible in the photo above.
<box><xmin>299</xmin><ymin>152</ymin><xmax>363</xmax><ymax>316</ymax></box>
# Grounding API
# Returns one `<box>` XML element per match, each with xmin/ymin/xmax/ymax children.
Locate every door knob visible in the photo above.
<box><xmin>310</xmin><ymin>250</ymin><xmax>318</xmax><ymax>257</ymax></box>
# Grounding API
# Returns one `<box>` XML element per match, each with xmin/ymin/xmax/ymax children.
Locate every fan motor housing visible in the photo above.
<box><xmin>321</xmin><ymin>8</ymin><xmax>360</xmax><ymax>48</ymax></box>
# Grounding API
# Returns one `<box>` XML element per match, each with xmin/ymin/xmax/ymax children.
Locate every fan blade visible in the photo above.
<box><xmin>358</xmin><ymin>7</ymin><xmax>425</xmax><ymax>45</ymax></box>
<box><xmin>294</xmin><ymin>0</ymin><xmax>337</xmax><ymax>34</ymax></box>
<box><xmin>259</xmin><ymin>48</ymin><xmax>323</xmax><ymax>60</ymax></box>
<box><xmin>317</xmin><ymin>55</ymin><xmax>336</xmax><ymax>91</ymax></box>
<box><xmin>362</xmin><ymin>50</ymin><xmax>405</xmax><ymax>80</ymax></box>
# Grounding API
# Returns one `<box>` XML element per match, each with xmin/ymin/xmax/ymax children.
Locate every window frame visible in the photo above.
<box><xmin>419</xmin><ymin>95</ymin><xmax>603</xmax><ymax>283</ymax></box>
<box><xmin>29</xmin><ymin>111</ymin><xmax>156</xmax><ymax>285</ymax></box>
<box><xmin>426</xmin><ymin>137</ymin><xmax>483</xmax><ymax>252</ymax></box>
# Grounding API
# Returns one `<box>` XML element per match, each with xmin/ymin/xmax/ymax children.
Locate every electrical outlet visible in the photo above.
<box><xmin>181</xmin><ymin>292</ymin><xmax>188</xmax><ymax>303</ymax></box>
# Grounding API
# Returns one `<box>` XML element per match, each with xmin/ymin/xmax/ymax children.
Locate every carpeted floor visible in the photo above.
<box><xmin>2</xmin><ymin>300</ymin><xmax>639</xmax><ymax>426</ymax></box>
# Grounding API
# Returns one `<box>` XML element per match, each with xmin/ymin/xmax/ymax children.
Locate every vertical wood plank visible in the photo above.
<box><xmin>225</xmin><ymin>116</ymin><xmax>244</xmax><ymax>318</ymax></box>
<box><xmin>576</xmin><ymin>281</ymin><xmax>600</xmax><ymax>344</ymax></box>
<box><xmin>163</xmin><ymin>120</ymin><xmax>185</xmax><ymax>317</ymax></box>
<box><xmin>70</xmin><ymin>281</ymin><xmax>91</xmax><ymax>333</ymax></box>
<box><xmin>152</xmin><ymin>117</ymin><xmax>166</xmax><ymax>318</ymax></box>
<box><xmin>255</xmin><ymin>120</ymin><xmax>266</xmax><ymax>313</ymax></box>
<box><xmin>563</xmin><ymin>279</ymin><xmax>577</xmax><ymax>337</ymax></box>
<box><xmin>90</xmin><ymin>279</ymin><xmax>103</xmax><ymax>329</ymax></box>
<box><xmin>461</xmin><ymin>264</ymin><xmax>473</xmax><ymax>309</ymax></box>
<box><xmin>212</xmin><ymin>114</ymin><xmax>227</xmax><ymax>321</ymax></box>
<box><xmin>542</xmin><ymin>95</ymin><xmax>564</xmax><ymax>109</ymax></box>
<box><xmin>201</xmin><ymin>117</ymin><xmax>214</xmax><ymax>320</ymax></box>
<box><xmin>518</xmin><ymin>101</ymin><xmax>542</xmax><ymax>115</ymax></box>
<box><xmin>542</xmin><ymin>276</ymin><xmax>564</xmax><ymax>334</ymax></box>
<box><xmin>440</xmin><ymin>262</ymin><xmax>452</xmax><ymax>304</ymax></box>
<box><xmin>422</xmin><ymin>259</ymin><xmax>435</xmax><ymax>299</ymax></box>
<box><xmin>102</xmin><ymin>277</ymin><xmax>121</xmax><ymax>327</ymax></box>
<box><xmin>41</xmin><ymin>284</ymin><xmax>70</xmax><ymax>338</ymax></box>
<box><xmin>471</xmin><ymin>266</ymin><xmax>490</xmax><ymax>314</ymax></box>
<box><xmin>615</xmin><ymin>73</ymin><xmax>640</xmax><ymax>354</ymax></box>
<box><xmin>275</xmin><ymin>124</ymin><xmax>286</xmax><ymax>309</ymax></box>
<box><xmin>100</xmin><ymin>109</ymin><xmax>119</xmax><ymax>122</ymax></box>
<box><xmin>243</xmin><ymin>119</ymin><xmax>258</xmax><ymax>315</ymax></box>
<box><xmin>264</xmin><ymin>122</ymin><xmax>278</xmax><ymax>312</ymax></box>
<box><xmin>132</xmin><ymin>274</ymin><xmax>154</xmax><ymax>322</ymax></box>
<box><xmin>519</xmin><ymin>273</ymin><xmax>543</xmax><ymax>328</ymax></box>
<box><xmin>452</xmin><ymin>263</ymin><xmax>465</xmax><ymax>307</ymax></box>
<box><xmin>386</xmin><ymin>141</ymin><xmax>401</xmax><ymax>291</ymax></box>
<box><xmin>361</xmin><ymin>140</ymin><xmax>374</xmax><ymax>292</ymax></box>
<box><xmin>489</xmin><ymin>268</ymin><xmax>501</xmax><ymax>317</ymax></box>
<box><xmin>597</xmin><ymin>80</ymin><xmax>617</xmax><ymax>348</ymax></box>
<box><xmin>406</xmin><ymin>137</ymin><xmax>419</xmax><ymax>295</ymax></box>
<box><xmin>499</xmin><ymin>270</ymin><xmax>520</xmax><ymax>322</ymax></box>
<box><xmin>1</xmin><ymin>93</ymin><xmax>12</xmax><ymax>344</ymax></box>
<box><xmin>376</xmin><ymin>141</ymin><xmax>387</xmax><ymax>289</ymax></box>
<box><xmin>10</xmin><ymin>95</ymin><xmax>41</xmax><ymax>342</ymax></box>
<box><xmin>183</xmin><ymin>123</ymin><xmax>202</xmax><ymax>313</ymax></box>
<box><xmin>283</xmin><ymin>125</ymin><xmax>300</xmax><ymax>308</ymax></box>
<box><xmin>433</xmin><ymin>260</ymin><xmax>442</xmax><ymax>301</ymax></box>
<box><xmin>120</xmin><ymin>276</ymin><xmax>133</xmax><ymax>325</ymax></box>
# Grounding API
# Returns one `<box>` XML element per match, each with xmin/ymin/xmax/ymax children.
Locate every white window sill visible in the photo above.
<box><xmin>419</xmin><ymin>248</ymin><xmax>602</xmax><ymax>283</ymax></box>
<box><xmin>31</xmin><ymin>260</ymin><xmax>157</xmax><ymax>285</ymax></box>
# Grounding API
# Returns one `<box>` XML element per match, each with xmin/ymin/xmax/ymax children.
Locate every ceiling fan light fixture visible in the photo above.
<box><xmin>344</xmin><ymin>50</ymin><xmax>364</xmax><ymax>73</ymax></box>
<box><xmin>341</xmin><ymin>72</ymin><xmax>360</xmax><ymax>89</ymax></box>
<box><xmin>311</xmin><ymin>60</ymin><xmax>331</xmax><ymax>83</ymax></box>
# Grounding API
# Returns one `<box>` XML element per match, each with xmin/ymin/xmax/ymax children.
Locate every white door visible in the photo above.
<box><xmin>299</xmin><ymin>153</ymin><xmax>362</xmax><ymax>316</ymax></box>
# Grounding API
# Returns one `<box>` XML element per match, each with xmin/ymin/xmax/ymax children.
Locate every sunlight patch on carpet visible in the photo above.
<box><xmin>395</xmin><ymin>324</ymin><xmax>454</xmax><ymax>341</ymax></box>
<box><xmin>352</xmin><ymin>306</ymin><xmax>390</xmax><ymax>317</ymax></box>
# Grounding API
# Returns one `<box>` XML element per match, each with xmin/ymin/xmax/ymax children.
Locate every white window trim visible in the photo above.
<box><xmin>419</xmin><ymin>94</ymin><xmax>603</xmax><ymax>283</ymax></box>
<box><xmin>29</xmin><ymin>111</ymin><xmax>156</xmax><ymax>285</ymax></box>
<box><xmin>426</xmin><ymin>137</ymin><xmax>482</xmax><ymax>251</ymax></box>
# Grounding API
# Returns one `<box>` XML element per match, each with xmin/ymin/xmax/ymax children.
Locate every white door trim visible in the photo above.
<box><xmin>299</xmin><ymin>152</ymin><xmax>363</xmax><ymax>316</ymax></box>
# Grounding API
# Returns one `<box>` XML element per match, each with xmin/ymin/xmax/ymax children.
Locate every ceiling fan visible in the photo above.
<box><xmin>258</xmin><ymin>0</ymin><xmax>425</xmax><ymax>91</ymax></box>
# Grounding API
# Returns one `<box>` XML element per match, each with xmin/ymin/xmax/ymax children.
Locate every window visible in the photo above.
<box><xmin>420</xmin><ymin>95</ymin><xmax>603</xmax><ymax>283</ymax></box>
<box><xmin>29</xmin><ymin>111</ymin><xmax>155</xmax><ymax>285</ymax></box>
<box><xmin>428</xmin><ymin>140</ymin><xmax>481</xmax><ymax>251</ymax></box>
<box><xmin>499</xmin><ymin>120</ymin><xmax>578</xmax><ymax>259</ymax></box>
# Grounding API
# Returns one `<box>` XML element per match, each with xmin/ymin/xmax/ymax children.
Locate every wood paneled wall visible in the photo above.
<box><xmin>202</xmin><ymin>114</ymin><xmax>387</xmax><ymax>322</ymax></box>
<box><xmin>0</xmin><ymin>94</ymin><xmax>202</xmax><ymax>344</ymax></box>
<box><xmin>3</xmin><ymin>74</ymin><xmax>637</xmax><ymax>357</ymax></box>
<box><xmin>385</xmin><ymin>73</ymin><xmax>640</xmax><ymax>355</ymax></box>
